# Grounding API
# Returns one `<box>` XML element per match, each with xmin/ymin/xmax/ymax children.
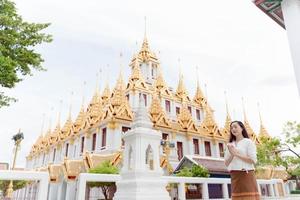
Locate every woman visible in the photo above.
<box><xmin>224</xmin><ymin>121</ymin><xmax>260</xmax><ymax>200</ymax></box>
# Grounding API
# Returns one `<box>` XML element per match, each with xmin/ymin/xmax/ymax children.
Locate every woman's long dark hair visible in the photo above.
<box><xmin>229</xmin><ymin>120</ymin><xmax>249</xmax><ymax>142</ymax></box>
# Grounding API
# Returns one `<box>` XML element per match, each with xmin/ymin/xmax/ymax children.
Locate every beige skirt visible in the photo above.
<box><xmin>230</xmin><ymin>170</ymin><xmax>260</xmax><ymax>200</ymax></box>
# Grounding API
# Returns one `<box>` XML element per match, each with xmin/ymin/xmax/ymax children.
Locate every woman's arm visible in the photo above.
<box><xmin>234</xmin><ymin>153</ymin><xmax>255</xmax><ymax>164</ymax></box>
<box><xmin>224</xmin><ymin>144</ymin><xmax>234</xmax><ymax>166</ymax></box>
<box><xmin>231</xmin><ymin>140</ymin><xmax>257</xmax><ymax>164</ymax></box>
<box><xmin>225</xmin><ymin>154</ymin><xmax>234</xmax><ymax>166</ymax></box>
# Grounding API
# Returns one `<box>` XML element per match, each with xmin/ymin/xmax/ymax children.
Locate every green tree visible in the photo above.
<box><xmin>87</xmin><ymin>161</ymin><xmax>119</xmax><ymax>200</ymax></box>
<box><xmin>0</xmin><ymin>180</ymin><xmax>27</xmax><ymax>194</ymax></box>
<box><xmin>176</xmin><ymin>164</ymin><xmax>209</xmax><ymax>178</ymax></box>
<box><xmin>283</xmin><ymin>121</ymin><xmax>300</xmax><ymax>151</ymax></box>
<box><xmin>0</xmin><ymin>0</ymin><xmax>52</xmax><ymax>107</ymax></box>
<box><xmin>256</xmin><ymin>136</ymin><xmax>282</xmax><ymax>167</ymax></box>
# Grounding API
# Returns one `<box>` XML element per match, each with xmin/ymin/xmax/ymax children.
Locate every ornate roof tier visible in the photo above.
<box><xmin>149</xmin><ymin>94</ymin><xmax>172</xmax><ymax>129</ymax></box>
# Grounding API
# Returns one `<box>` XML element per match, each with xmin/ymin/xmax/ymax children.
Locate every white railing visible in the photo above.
<box><xmin>76</xmin><ymin>173</ymin><xmax>121</xmax><ymax>200</ymax></box>
<box><xmin>75</xmin><ymin>173</ymin><xmax>288</xmax><ymax>200</ymax></box>
<box><xmin>0</xmin><ymin>170</ymin><xmax>49</xmax><ymax>200</ymax></box>
<box><xmin>163</xmin><ymin>176</ymin><xmax>286</xmax><ymax>200</ymax></box>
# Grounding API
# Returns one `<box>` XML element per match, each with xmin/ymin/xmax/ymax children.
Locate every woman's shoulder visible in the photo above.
<box><xmin>244</xmin><ymin>138</ymin><xmax>255</xmax><ymax>144</ymax></box>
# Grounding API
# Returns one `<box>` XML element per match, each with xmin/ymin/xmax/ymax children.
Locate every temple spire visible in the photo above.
<box><xmin>144</xmin><ymin>16</ymin><xmax>147</xmax><ymax>40</ymax></box>
<box><xmin>257</xmin><ymin>103</ymin><xmax>270</xmax><ymax>138</ymax></box>
<box><xmin>175</xmin><ymin>60</ymin><xmax>189</xmax><ymax>101</ymax></box>
<box><xmin>40</xmin><ymin>113</ymin><xmax>46</xmax><ymax>137</ymax></box>
<box><xmin>68</xmin><ymin>92</ymin><xmax>73</xmax><ymax>120</ymax></box>
<box><xmin>242</xmin><ymin>98</ymin><xmax>257</xmax><ymax>141</ymax></box>
<box><xmin>224</xmin><ymin>91</ymin><xmax>232</xmax><ymax>130</ymax></box>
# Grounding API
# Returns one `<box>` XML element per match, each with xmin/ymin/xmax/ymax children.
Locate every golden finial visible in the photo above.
<box><xmin>204</xmin><ymin>83</ymin><xmax>208</xmax><ymax>101</ymax></box>
<box><xmin>242</xmin><ymin>97</ymin><xmax>247</xmax><ymax>121</ymax></box>
<box><xmin>225</xmin><ymin>91</ymin><xmax>230</xmax><ymax>116</ymax></box>
<box><xmin>68</xmin><ymin>91</ymin><xmax>73</xmax><ymax>120</ymax></box>
<box><xmin>56</xmin><ymin>100</ymin><xmax>63</xmax><ymax>127</ymax></box>
<box><xmin>81</xmin><ymin>81</ymin><xmax>87</xmax><ymax>108</ymax></box>
<box><xmin>144</xmin><ymin>16</ymin><xmax>147</xmax><ymax>40</ymax></box>
<box><xmin>257</xmin><ymin>102</ymin><xmax>263</xmax><ymax>124</ymax></box>
<box><xmin>40</xmin><ymin>113</ymin><xmax>46</xmax><ymax>136</ymax></box>
<box><xmin>224</xmin><ymin>91</ymin><xmax>231</xmax><ymax>132</ymax></box>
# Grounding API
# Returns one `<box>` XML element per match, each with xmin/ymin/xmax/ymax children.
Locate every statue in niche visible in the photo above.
<box><xmin>145</xmin><ymin>144</ymin><xmax>154</xmax><ymax>170</ymax></box>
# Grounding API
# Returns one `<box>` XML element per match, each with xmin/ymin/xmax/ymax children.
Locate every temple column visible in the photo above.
<box><xmin>222</xmin><ymin>183</ymin><xmax>229</xmax><ymax>199</ymax></box>
<box><xmin>269</xmin><ymin>183</ymin><xmax>275</xmax><ymax>197</ymax></box>
<box><xmin>178</xmin><ymin>182</ymin><xmax>186</xmax><ymax>200</ymax></box>
<box><xmin>202</xmin><ymin>182</ymin><xmax>209</xmax><ymax>199</ymax></box>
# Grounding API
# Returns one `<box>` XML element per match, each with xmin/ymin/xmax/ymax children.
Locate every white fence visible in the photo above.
<box><xmin>76</xmin><ymin>173</ymin><xmax>289</xmax><ymax>200</ymax></box>
<box><xmin>0</xmin><ymin>170</ymin><xmax>49</xmax><ymax>200</ymax></box>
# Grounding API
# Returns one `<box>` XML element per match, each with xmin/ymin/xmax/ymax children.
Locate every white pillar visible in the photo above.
<box><xmin>202</xmin><ymin>182</ymin><xmax>209</xmax><ymax>200</ymax></box>
<box><xmin>65</xmin><ymin>181</ymin><xmax>76</xmax><ymax>200</ymax></box>
<box><xmin>274</xmin><ymin>183</ymin><xmax>279</xmax><ymax>197</ymax></box>
<box><xmin>282</xmin><ymin>0</ymin><xmax>300</xmax><ymax>94</ymax></box>
<box><xmin>269</xmin><ymin>184</ymin><xmax>275</xmax><ymax>197</ymax></box>
<box><xmin>76</xmin><ymin>175</ymin><xmax>86</xmax><ymax>200</ymax></box>
<box><xmin>257</xmin><ymin>183</ymin><xmax>262</xmax><ymax>196</ymax></box>
<box><xmin>178</xmin><ymin>182</ymin><xmax>186</xmax><ymax>200</ymax></box>
<box><xmin>222</xmin><ymin>183</ymin><xmax>229</xmax><ymax>199</ymax></box>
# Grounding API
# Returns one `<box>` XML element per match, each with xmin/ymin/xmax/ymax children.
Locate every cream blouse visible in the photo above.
<box><xmin>224</xmin><ymin>138</ymin><xmax>257</xmax><ymax>171</ymax></box>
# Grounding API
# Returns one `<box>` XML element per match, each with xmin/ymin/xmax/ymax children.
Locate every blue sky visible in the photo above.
<box><xmin>0</xmin><ymin>0</ymin><xmax>299</xmax><ymax>167</ymax></box>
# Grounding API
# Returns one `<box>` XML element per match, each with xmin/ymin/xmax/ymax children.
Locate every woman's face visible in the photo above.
<box><xmin>230</xmin><ymin>122</ymin><xmax>243</xmax><ymax>137</ymax></box>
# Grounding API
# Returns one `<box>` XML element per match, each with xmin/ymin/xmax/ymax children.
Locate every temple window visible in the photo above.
<box><xmin>80</xmin><ymin>137</ymin><xmax>85</xmax><ymax>153</ymax></box>
<box><xmin>196</xmin><ymin>109</ymin><xmax>201</xmax><ymax>120</ymax></box>
<box><xmin>92</xmin><ymin>133</ymin><xmax>96</xmax><ymax>151</ymax></box>
<box><xmin>165</xmin><ymin>100</ymin><xmax>171</xmax><ymax>113</ymax></box>
<box><xmin>101</xmin><ymin>128</ymin><xmax>107</xmax><ymax>149</ymax></box>
<box><xmin>219</xmin><ymin>143</ymin><xmax>224</xmax><ymax>157</ymax></box>
<box><xmin>204</xmin><ymin>141</ymin><xmax>212</xmax><ymax>157</ymax></box>
<box><xmin>193</xmin><ymin>139</ymin><xmax>199</xmax><ymax>155</ymax></box>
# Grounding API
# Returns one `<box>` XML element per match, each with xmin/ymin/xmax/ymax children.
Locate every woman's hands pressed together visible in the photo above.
<box><xmin>227</xmin><ymin>143</ymin><xmax>240</xmax><ymax>156</ymax></box>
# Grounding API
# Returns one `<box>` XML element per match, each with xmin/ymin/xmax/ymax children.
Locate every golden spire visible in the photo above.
<box><xmin>242</xmin><ymin>98</ymin><xmax>256</xmax><ymax>140</ymax></box>
<box><xmin>194</xmin><ymin>66</ymin><xmax>206</xmax><ymax>106</ymax></box>
<box><xmin>175</xmin><ymin>65</ymin><xmax>189</xmax><ymax>101</ymax></box>
<box><xmin>155</xmin><ymin>67</ymin><xmax>165</xmax><ymax>89</ymax></box>
<box><xmin>257</xmin><ymin>103</ymin><xmax>270</xmax><ymax>138</ymax></box>
<box><xmin>200</xmin><ymin>104</ymin><xmax>221</xmax><ymax>139</ymax></box>
<box><xmin>102</xmin><ymin>82</ymin><xmax>111</xmax><ymax>101</ymax></box>
<box><xmin>111</xmin><ymin>70</ymin><xmax>126</xmax><ymax>107</ymax></box>
<box><xmin>87</xmin><ymin>73</ymin><xmax>101</xmax><ymax>112</ymax></box>
<box><xmin>224</xmin><ymin>91</ymin><xmax>232</xmax><ymax>131</ymax></box>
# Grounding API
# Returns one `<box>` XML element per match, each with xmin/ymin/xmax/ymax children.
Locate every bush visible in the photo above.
<box><xmin>291</xmin><ymin>190</ymin><xmax>300</xmax><ymax>194</ymax></box>
<box><xmin>176</xmin><ymin>164</ymin><xmax>209</xmax><ymax>178</ymax></box>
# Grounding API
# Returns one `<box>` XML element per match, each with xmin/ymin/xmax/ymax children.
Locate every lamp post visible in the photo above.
<box><xmin>5</xmin><ymin>129</ymin><xmax>24</xmax><ymax>198</ymax></box>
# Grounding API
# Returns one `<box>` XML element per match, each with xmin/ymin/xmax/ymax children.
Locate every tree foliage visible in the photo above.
<box><xmin>283</xmin><ymin>121</ymin><xmax>300</xmax><ymax>149</ymax></box>
<box><xmin>87</xmin><ymin>161</ymin><xmax>119</xmax><ymax>200</ymax></box>
<box><xmin>0</xmin><ymin>0</ymin><xmax>52</xmax><ymax>107</ymax></box>
<box><xmin>176</xmin><ymin>164</ymin><xmax>209</xmax><ymax>178</ymax></box>
<box><xmin>0</xmin><ymin>180</ymin><xmax>27</xmax><ymax>194</ymax></box>
<box><xmin>256</xmin><ymin>136</ymin><xmax>282</xmax><ymax>167</ymax></box>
